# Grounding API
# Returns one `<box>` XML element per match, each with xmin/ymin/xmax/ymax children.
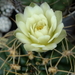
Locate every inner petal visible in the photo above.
<box><xmin>34</xmin><ymin>31</ymin><xmax>44</xmax><ymax>38</ymax></box>
<box><xmin>35</xmin><ymin>18</ymin><xmax>48</xmax><ymax>32</ymax></box>
<box><xmin>26</xmin><ymin>14</ymin><xmax>48</xmax><ymax>33</ymax></box>
<box><xmin>38</xmin><ymin>35</ymin><xmax>50</xmax><ymax>44</ymax></box>
<box><xmin>35</xmin><ymin>21</ymin><xmax>46</xmax><ymax>31</ymax></box>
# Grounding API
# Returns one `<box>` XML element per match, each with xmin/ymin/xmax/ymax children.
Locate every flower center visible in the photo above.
<box><xmin>35</xmin><ymin>21</ymin><xmax>46</xmax><ymax>30</ymax></box>
<box><xmin>36</xmin><ymin>25</ymin><xmax>44</xmax><ymax>30</ymax></box>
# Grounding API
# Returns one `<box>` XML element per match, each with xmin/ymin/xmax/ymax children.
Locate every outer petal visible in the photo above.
<box><xmin>14</xmin><ymin>28</ymin><xmax>21</xmax><ymax>34</ymax></box>
<box><xmin>55</xmin><ymin>11</ymin><xmax>62</xmax><ymax>25</ymax></box>
<box><xmin>38</xmin><ymin>35</ymin><xmax>50</xmax><ymax>44</ymax></box>
<box><xmin>17</xmin><ymin>21</ymin><xmax>28</xmax><ymax>37</ymax></box>
<box><xmin>31</xmin><ymin>44</ymin><xmax>45</xmax><ymax>47</ymax></box>
<box><xmin>51</xmin><ymin>15</ymin><xmax>57</xmax><ymax>31</ymax></box>
<box><xmin>26</xmin><ymin>17</ymin><xmax>35</xmax><ymax>31</ymax></box>
<box><xmin>48</xmin><ymin>26</ymin><xmax>53</xmax><ymax>36</ymax></box>
<box><xmin>24</xmin><ymin>5</ymin><xmax>43</xmax><ymax>20</ymax></box>
<box><xmin>24</xmin><ymin>44</ymin><xmax>43</xmax><ymax>52</ymax></box>
<box><xmin>42</xmin><ymin>43</ymin><xmax>57</xmax><ymax>50</ymax></box>
<box><xmin>16</xmin><ymin>33</ymin><xmax>31</xmax><ymax>44</ymax></box>
<box><xmin>16</xmin><ymin>13</ymin><xmax>25</xmax><ymax>24</ymax></box>
<box><xmin>48</xmin><ymin>23</ymin><xmax>64</xmax><ymax>43</ymax></box>
<box><xmin>53</xmin><ymin>30</ymin><xmax>67</xmax><ymax>43</ymax></box>
<box><xmin>41</xmin><ymin>2</ymin><xmax>50</xmax><ymax>14</ymax></box>
<box><xmin>46</xmin><ymin>9</ymin><xmax>57</xmax><ymax>31</ymax></box>
<box><xmin>29</xmin><ymin>35</ymin><xmax>39</xmax><ymax>43</ymax></box>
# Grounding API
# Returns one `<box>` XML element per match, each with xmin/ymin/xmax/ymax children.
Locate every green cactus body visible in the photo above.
<box><xmin>50</xmin><ymin>0</ymin><xmax>73</xmax><ymax>11</ymax></box>
<box><xmin>20</xmin><ymin>0</ymin><xmax>73</xmax><ymax>12</ymax></box>
<box><xmin>0</xmin><ymin>35</ymin><xmax>75</xmax><ymax>75</ymax></box>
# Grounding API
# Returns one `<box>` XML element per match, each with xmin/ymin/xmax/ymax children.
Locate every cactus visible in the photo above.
<box><xmin>10</xmin><ymin>0</ymin><xmax>73</xmax><ymax>13</ymax></box>
<box><xmin>19</xmin><ymin>0</ymin><xmax>73</xmax><ymax>11</ymax></box>
<box><xmin>0</xmin><ymin>31</ymin><xmax>75</xmax><ymax>75</ymax></box>
<box><xmin>0</xmin><ymin>0</ymin><xmax>75</xmax><ymax>75</ymax></box>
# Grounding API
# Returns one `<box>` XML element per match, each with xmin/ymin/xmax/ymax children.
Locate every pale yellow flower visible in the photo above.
<box><xmin>15</xmin><ymin>2</ymin><xmax>66</xmax><ymax>52</ymax></box>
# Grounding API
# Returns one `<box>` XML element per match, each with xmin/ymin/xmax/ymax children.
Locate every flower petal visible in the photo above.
<box><xmin>16</xmin><ymin>13</ymin><xmax>25</xmax><ymax>24</ymax></box>
<box><xmin>49</xmin><ymin>26</ymin><xmax>53</xmax><ymax>36</ymax></box>
<box><xmin>26</xmin><ymin>14</ymin><xmax>47</xmax><ymax>31</ymax></box>
<box><xmin>46</xmin><ymin>9</ymin><xmax>56</xmax><ymax>29</ymax></box>
<box><xmin>32</xmin><ymin>14</ymin><xmax>47</xmax><ymax>22</ymax></box>
<box><xmin>53</xmin><ymin>30</ymin><xmax>66</xmax><ymax>43</ymax></box>
<box><xmin>41</xmin><ymin>2</ymin><xmax>50</xmax><ymax>14</ymax></box>
<box><xmin>35</xmin><ymin>31</ymin><xmax>43</xmax><ymax>38</ymax></box>
<box><xmin>55</xmin><ymin>11</ymin><xmax>62</xmax><ymax>25</ymax></box>
<box><xmin>26</xmin><ymin>17</ymin><xmax>35</xmax><ymax>31</ymax></box>
<box><xmin>30</xmin><ymin>35</ymin><xmax>39</xmax><ymax>43</ymax></box>
<box><xmin>16</xmin><ymin>33</ymin><xmax>31</xmax><ymax>44</ymax></box>
<box><xmin>14</xmin><ymin>28</ymin><xmax>21</xmax><ymax>34</ymax></box>
<box><xmin>39</xmin><ymin>26</ymin><xmax>48</xmax><ymax>35</ymax></box>
<box><xmin>38</xmin><ymin>35</ymin><xmax>50</xmax><ymax>44</ymax></box>
<box><xmin>55</xmin><ymin>23</ymin><xmax>64</xmax><ymax>35</ymax></box>
<box><xmin>51</xmin><ymin>15</ymin><xmax>57</xmax><ymax>31</ymax></box>
<box><xmin>24</xmin><ymin>44</ymin><xmax>42</xmax><ymax>52</ymax></box>
<box><xmin>17</xmin><ymin>21</ymin><xmax>28</xmax><ymax>37</ymax></box>
<box><xmin>48</xmin><ymin>23</ymin><xmax>64</xmax><ymax>43</ymax></box>
<box><xmin>42</xmin><ymin>43</ymin><xmax>57</xmax><ymax>50</ymax></box>
<box><xmin>24</xmin><ymin>5</ymin><xmax>43</xmax><ymax>20</ymax></box>
<box><xmin>48</xmin><ymin>15</ymin><xmax>57</xmax><ymax>35</ymax></box>
<box><xmin>31</xmin><ymin>44</ymin><xmax>45</xmax><ymax>47</ymax></box>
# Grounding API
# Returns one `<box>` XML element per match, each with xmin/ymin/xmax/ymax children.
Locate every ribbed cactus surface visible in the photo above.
<box><xmin>0</xmin><ymin>35</ymin><xmax>75</xmax><ymax>75</ymax></box>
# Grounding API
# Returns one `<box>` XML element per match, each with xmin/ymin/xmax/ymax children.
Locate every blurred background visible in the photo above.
<box><xmin>0</xmin><ymin>0</ymin><xmax>75</xmax><ymax>43</ymax></box>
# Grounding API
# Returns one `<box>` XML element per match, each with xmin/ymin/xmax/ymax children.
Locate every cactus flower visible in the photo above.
<box><xmin>15</xmin><ymin>2</ymin><xmax>66</xmax><ymax>52</ymax></box>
